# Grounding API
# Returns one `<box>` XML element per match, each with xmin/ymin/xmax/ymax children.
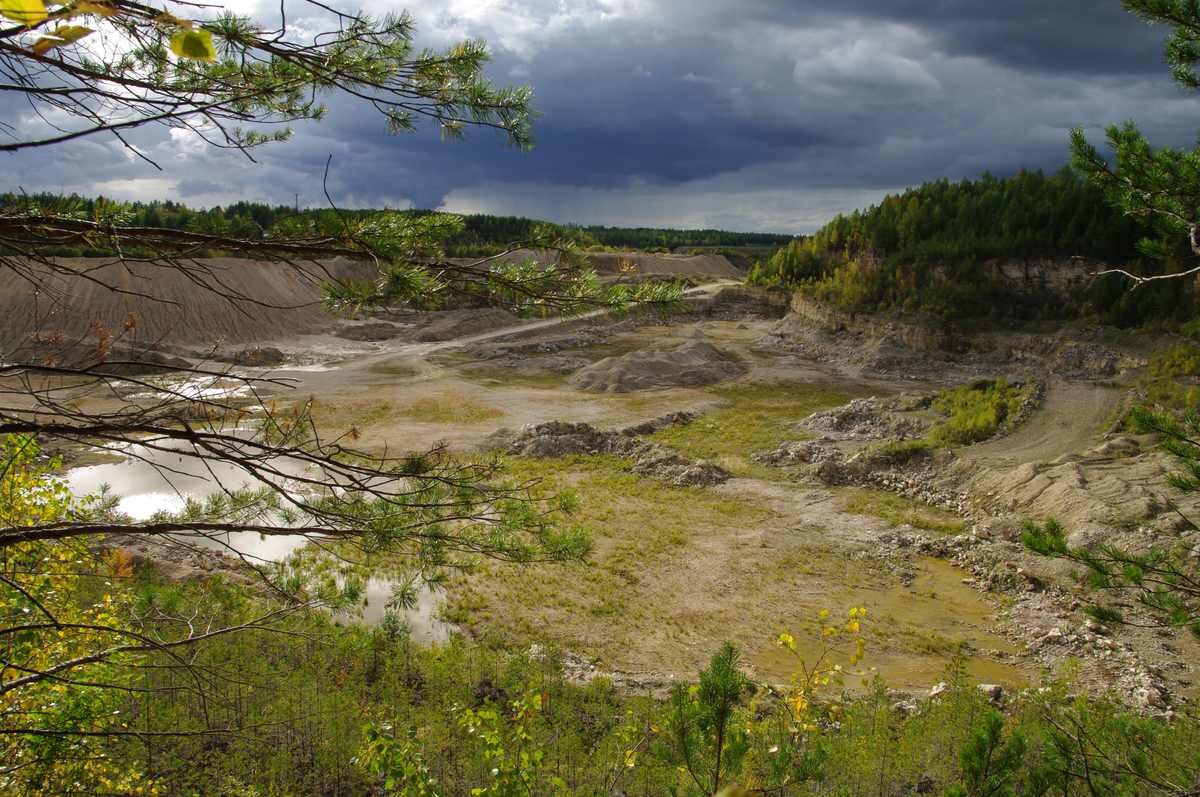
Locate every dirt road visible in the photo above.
<box><xmin>959</xmin><ymin>379</ymin><xmax>1125</xmax><ymax>468</ymax></box>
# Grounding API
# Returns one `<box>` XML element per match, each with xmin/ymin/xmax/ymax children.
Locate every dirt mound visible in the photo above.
<box><xmin>0</xmin><ymin>256</ymin><xmax>373</xmax><ymax>358</ymax></box>
<box><xmin>414</xmin><ymin>309</ymin><xmax>519</xmax><ymax>342</ymax></box>
<box><xmin>229</xmin><ymin>346</ymin><xmax>287</xmax><ymax>367</ymax></box>
<box><xmin>1050</xmin><ymin>343</ymin><xmax>1142</xmax><ymax>379</ymax></box>
<box><xmin>569</xmin><ymin>340</ymin><xmax>746</xmax><ymax>393</ymax></box>
<box><xmin>486</xmin><ymin>415</ymin><xmax>728</xmax><ymax>487</ymax></box>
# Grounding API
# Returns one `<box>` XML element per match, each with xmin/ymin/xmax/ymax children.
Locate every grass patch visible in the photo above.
<box><xmin>436</xmin><ymin>454</ymin><xmax>1018</xmax><ymax>688</ymax></box>
<box><xmin>1149</xmin><ymin>343</ymin><xmax>1200</xmax><ymax>378</ymax></box>
<box><xmin>398</xmin><ymin>396</ymin><xmax>503</xmax><ymax>424</ymax></box>
<box><xmin>927</xmin><ymin>378</ymin><xmax>1032</xmax><ymax>446</ymax></box>
<box><xmin>441</xmin><ymin>453</ymin><xmax>778</xmax><ymax>659</ymax></box>
<box><xmin>426</xmin><ymin>349</ymin><xmax>476</xmax><ymax>367</ymax></box>
<box><xmin>650</xmin><ymin>381</ymin><xmax>863</xmax><ymax>476</ymax></box>
<box><xmin>839</xmin><ymin>488</ymin><xmax>966</xmax><ymax>535</ymax></box>
<box><xmin>311</xmin><ymin>399</ymin><xmax>396</xmax><ymax>431</ymax></box>
<box><xmin>456</xmin><ymin>365</ymin><xmax>567</xmax><ymax>389</ymax></box>
<box><xmin>366</xmin><ymin>360</ymin><xmax>420</xmax><ymax>378</ymax></box>
<box><xmin>859</xmin><ymin>438</ymin><xmax>934</xmax><ymax>467</ymax></box>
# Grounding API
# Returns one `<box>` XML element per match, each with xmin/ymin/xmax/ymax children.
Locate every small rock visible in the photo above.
<box><xmin>977</xmin><ymin>683</ymin><xmax>1004</xmax><ymax>704</ymax></box>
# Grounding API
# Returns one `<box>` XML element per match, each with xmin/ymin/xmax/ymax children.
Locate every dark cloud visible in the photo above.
<box><xmin>0</xmin><ymin>0</ymin><xmax>1191</xmax><ymax>232</ymax></box>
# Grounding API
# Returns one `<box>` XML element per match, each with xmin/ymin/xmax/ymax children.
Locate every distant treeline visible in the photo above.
<box><xmin>748</xmin><ymin>169</ymin><xmax>1197</xmax><ymax>326</ymax></box>
<box><xmin>0</xmin><ymin>193</ymin><xmax>792</xmax><ymax>257</ymax></box>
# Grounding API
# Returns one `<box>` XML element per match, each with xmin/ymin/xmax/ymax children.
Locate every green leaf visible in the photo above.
<box><xmin>1</xmin><ymin>0</ymin><xmax>47</xmax><ymax>25</ymax></box>
<box><xmin>169</xmin><ymin>28</ymin><xmax>216</xmax><ymax>62</ymax></box>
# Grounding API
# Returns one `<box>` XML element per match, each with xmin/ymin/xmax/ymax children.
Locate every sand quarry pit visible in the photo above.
<box><xmin>15</xmin><ymin>265</ymin><xmax>1199</xmax><ymax>703</ymax></box>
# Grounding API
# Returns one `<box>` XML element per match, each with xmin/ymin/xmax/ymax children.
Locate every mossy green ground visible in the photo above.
<box><xmin>442</xmin><ymin>452</ymin><xmax>1021</xmax><ymax>689</ymax></box>
<box><xmin>650</xmin><ymin>381</ymin><xmax>866</xmax><ymax>476</ymax></box>
<box><xmin>839</xmin><ymin>488</ymin><xmax>966</xmax><ymax>535</ymax></box>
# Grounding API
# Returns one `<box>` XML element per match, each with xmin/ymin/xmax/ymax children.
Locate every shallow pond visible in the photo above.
<box><xmin>65</xmin><ymin>443</ymin><xmax>450</xmax><ymax>638</ymax></box>
<box><xmin>752</xmin><ymin>557</ymin><xmax>1028</xmax><ymax>691</ymax></box>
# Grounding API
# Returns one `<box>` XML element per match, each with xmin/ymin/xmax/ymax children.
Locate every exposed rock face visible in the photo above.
<box><xmin>568</xmin><ymin>340</ymin><xmax>746</xmax><ymax>393</ymax></box>
<box><xmin>987</xmin><ymin>256</ymin><xmax>1098</xmax><ymax>299</ymax></box>
<box><xmin>486</xmin><ymin>414</ymin><xmax>729</xmax><ymax>487</ymax></box>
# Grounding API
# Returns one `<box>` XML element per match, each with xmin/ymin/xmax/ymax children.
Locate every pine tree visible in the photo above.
<box><xmin>1070</xmin><ymin>0</ymin><xmax>1200</xmax><ymax>284</ymax></box>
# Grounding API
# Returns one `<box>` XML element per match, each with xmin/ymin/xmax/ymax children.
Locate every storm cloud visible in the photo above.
<box><xmin>0</xmin><ymin>0</ymin><xmax>1191</xmax><ymax>232</ymax></box>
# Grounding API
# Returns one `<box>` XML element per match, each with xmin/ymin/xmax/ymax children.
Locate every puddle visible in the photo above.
<box><xmin>65</xmin><ymin>442</ymin><xmax>451</xmax><ymax>638</ymax></box>
<box><xmin>273</xmin><ymin>362</ymin><xmax>341</xmax><ymax>373</ymax></box>
<box><xmin>126</xmin><ymin>374</ymin><xmax>252</xmax><ymax>402</ymax></box>
<box><xmin>351</xmin><ymin>578</ymin><xmax>452</xmax><ymax>644</ymax></box>
<box><xmin>752</xmin><ymin>558</ymin><xmax>1028</xmax><ymax>691</ymax></box>
<box><xmin>67</xmin><ymin>441</ymin><xmax>268</xmax><ymax>520</ymax></box>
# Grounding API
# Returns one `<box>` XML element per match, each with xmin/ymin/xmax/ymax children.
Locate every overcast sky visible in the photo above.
<box><xmin>2</xmin><ymin>0</ymin><xmax>1194</xmax><ymax>233</ymax></box>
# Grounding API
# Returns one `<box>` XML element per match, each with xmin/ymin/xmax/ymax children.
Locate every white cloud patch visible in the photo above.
<box><xmin>792</xmin><ymin>30</ymin><xmax>943</xmax><ymax>97</ymax></box>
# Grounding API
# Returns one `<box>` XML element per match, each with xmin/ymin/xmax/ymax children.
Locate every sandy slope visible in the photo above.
<box><xmin>1</xmin><ymin>253</ymin><xmax>739</xmax><ymax>360</ymax></box>
<box><xmin>0</xmin><ymin>257</ymin><xmax>375</xmax><ymax>355</ymax></box>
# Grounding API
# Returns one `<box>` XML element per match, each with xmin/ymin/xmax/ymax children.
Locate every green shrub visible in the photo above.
<box><xmin>1137</xmin><ymin>344</ymin><xmax>1200</xmax><ymax>412</ymax></box>
<box><xmin>1149</xmin><ymin>343</ymin><xmax>1200</xmax><ymax>379</ymax></box>
<box><xmin>928</xmin><ymin>379</ymin><xmax>1029</xmax><ymax>446</ymax></box>
<box><xmin>861</xmin><ymin>438</ymin><xmax>934</xmax><ymax>466</ymax></box>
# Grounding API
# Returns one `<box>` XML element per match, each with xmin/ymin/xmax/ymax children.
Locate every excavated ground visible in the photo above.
<box><xmin>36</xmin><ymin>278</ymin><xmax>1200</xmax><ymax>709</ymax></box>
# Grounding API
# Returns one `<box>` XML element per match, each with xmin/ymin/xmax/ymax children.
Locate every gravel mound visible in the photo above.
<box><xmin>753</xmin><ymin>440</ymin><xmax>845</xmax><ymax>467</ymax></box>
<box><xmin>229</xmin><ymin>346</ymin><xmax>287</xmax><ymax>366</ymax></box>
<box><xmin>568</xmin><ymin>341</ymin><xmax>746</xmax><ymax>393</ymax></box>
<box><xmin>797</xmin><ymin>396</ymin><xmax>928</xmax><ymax>441</ymax></box>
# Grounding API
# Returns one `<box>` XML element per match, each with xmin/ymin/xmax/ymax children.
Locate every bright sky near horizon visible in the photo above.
<box><xmin>0</xmin><ymin>0</ymin><xmax>1189</xmax><ymax>233</ymax></box>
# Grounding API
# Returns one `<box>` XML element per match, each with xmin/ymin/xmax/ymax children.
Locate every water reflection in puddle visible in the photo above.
<box><xmin>126</xmin><ymin>374</ymin><xmax>252</xmax><ymax>402</ymax></box>
<box><xmin>351</xmin><ymin>578</ymin><xmax>453</xmax><ymax>644</ymax></box>
<box><xmin>272</xmin><ymin>362</ymin><xmax>341</xmax><ymax>373</ymax></box>
<box><xmin>65</xmin><ymin>443</ymin><xmax>450</xmax><ymax>639</ymax></box>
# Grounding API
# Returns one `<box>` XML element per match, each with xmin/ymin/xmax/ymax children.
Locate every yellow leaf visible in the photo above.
<box><xmin>169</xmin><ymin>27</ymin><xmax>215</xmax><ymax>61</ymax></box>
<box><xmin>30</xmin><ymin>24</ymin><xmax>93</xmax><ymax>55</ymax></box>
<box><xmin>71</xmin><ymin>0</ymin><xmax>118</xmax><ymax>16</ymax></box>
<box><xmin>156</xmin><ymin>10</ymin><xmax>183</xmax><ymax>25</ymax></box>
<box><xmin>1</xmin><ymin>0</ymin><xmax>47</xmax><ymax>25</ymax></box>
